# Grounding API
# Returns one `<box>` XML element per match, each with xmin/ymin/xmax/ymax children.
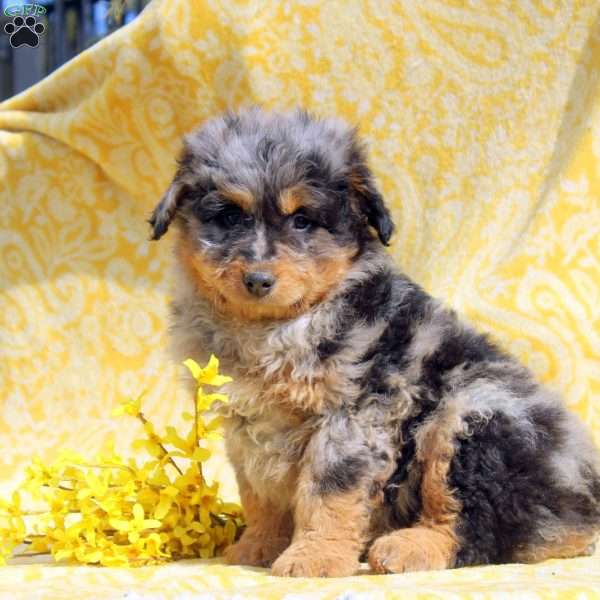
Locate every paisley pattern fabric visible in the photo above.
<box><xmin>1</xmin><ymin>0</ymin><xmax>599</xmax><ymax>596</ymax></box>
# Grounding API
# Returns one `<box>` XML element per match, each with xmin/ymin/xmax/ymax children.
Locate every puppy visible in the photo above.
<box><xmin>150</xmin><ymin>108</ymin><xmax>600</xmax><ymax>577</ymax></box>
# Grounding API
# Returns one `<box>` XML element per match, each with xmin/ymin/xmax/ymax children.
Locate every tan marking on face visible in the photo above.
<box><xmin>176</xmin><ymin>233</ymin><xmax>355</xmax><ymax>321</ymax></box>
<box><xmin>279</xmin><ymin>185</ymin><xmax>317</xmax><ymax>215</ymax></box>
<box><xmin>176</xmin><ymin>235</ymin><xmax>224</xmax><ymax>309</ymax></box>
<box><xmin>221</xmin><ymin>184</ymin><xmax>254</xmax><ymax>212</ymax></box>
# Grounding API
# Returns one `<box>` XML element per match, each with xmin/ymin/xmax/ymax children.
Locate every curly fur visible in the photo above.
<box><xmin>150</xmin><ymin>108</ymin><xmax>600</xmax><ymax>576</ymax></box>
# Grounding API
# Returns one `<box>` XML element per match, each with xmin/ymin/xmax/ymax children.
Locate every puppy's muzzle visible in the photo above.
<box><xmin>243</xmin><ymin>271</ymin><xmax>276</xmax><ymax>298</ymax></box>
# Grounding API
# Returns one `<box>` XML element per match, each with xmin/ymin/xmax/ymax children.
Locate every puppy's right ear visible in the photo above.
<box><xmin>148</xmin><ymin>178</ymin><xmax>186</xmax><ymax>241</ymax></box>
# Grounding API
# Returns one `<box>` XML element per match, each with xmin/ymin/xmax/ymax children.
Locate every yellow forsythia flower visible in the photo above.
<box><xmin>111</xmin><ymin>392</ymin><xmax>144</xmax><ymax>417</ymax></box>
<box><xmin>0</xmin><ymin>357</ymin><xmax>244</xmax><ymax>567</ymax></box>
<box><xmin>184</xmin><ymin>355</ymin><xmax>233</xmax><ymax>388</ymax></box>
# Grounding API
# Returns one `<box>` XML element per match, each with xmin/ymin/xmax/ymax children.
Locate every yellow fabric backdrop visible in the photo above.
<box><xmin>0</xmin><ymin>0</ymin><xmax>599</xmax><ymax>597</ymax></box>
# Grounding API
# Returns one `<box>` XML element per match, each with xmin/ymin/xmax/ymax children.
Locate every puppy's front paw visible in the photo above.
<box><xmin>368</xmin><ymin>527</ymin><xmax>453</xmax><ymax>574</ymax></box>
<box><xmin>271</xmin><ymin>540</ymin><xmax>359</xmax><ymax>577</ymax></box>
<box><xmin>225</xmin><ymin>532</ymin><xmax>290</xmax><ymax>567</ymax></box>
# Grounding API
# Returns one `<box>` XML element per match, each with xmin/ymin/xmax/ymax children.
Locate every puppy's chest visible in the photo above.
<box><xmin>221</xmin><ymin>325</ymin><xmax>348</xmax><ymax>414</ymax></box>
<box><xmin>198</xmin><ymin>317</ymin><xmax>354</xmax><ymax>495</ymax></box>
<box><xmin>223</xmin><ymin>390</ymin><xmax>318</xmax><ymax>501</ymax></box>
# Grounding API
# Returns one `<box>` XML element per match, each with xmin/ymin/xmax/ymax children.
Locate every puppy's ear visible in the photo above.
<box><xmin>349</xmin><ymin>157</ymin><xmax>395</xmax><ymax>246</ymax></box>
<box><xmin>148</xmin><ymin>177</ymin><xmax>186</xmax><ymax>241</ymax></box>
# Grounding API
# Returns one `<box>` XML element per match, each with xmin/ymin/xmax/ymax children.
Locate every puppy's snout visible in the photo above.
<box><xmin>243</xmin><ymin>271</ymin><xmax>276</xmax><ymax>298</ymax></box>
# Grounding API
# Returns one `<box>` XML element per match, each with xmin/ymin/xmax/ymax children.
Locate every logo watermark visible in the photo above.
<box><xmin>3</xmin><ymin>3</ymin><xmax>46</xmax><ymax>48</ymax></box>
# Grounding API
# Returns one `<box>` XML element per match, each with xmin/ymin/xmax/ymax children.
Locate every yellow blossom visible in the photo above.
<box><xmin>197</xmin><ymin>392</ymin><xmax>229</xmax><ymax>412</ymax></box>
<box><xmin>153</xmin><ymin>486</ymin><xmax>179</xmax><ymax>520</ymax></box>
<box><xmin>110</xmin><ymin>503</ymin><xmax>162</xmax><ymax>544</ymax></box>
<box><xmin>184</xmin><ymin>355</ymin><xmax>233</xmax><ymax>387</ymax></box>
<box><xmin>197</xmin><ymin>415</ymin><xmax>224</xmax><ymax>440</ymax></box>
<box><xmin>0</xmin><ymin>356</ymin><xmax>244</xmax><ymax>567</ymax></box>
<box><xmin>111</xmin><ymin>392</ymin><xmax>145</xmax><ymax>417</ymax></box>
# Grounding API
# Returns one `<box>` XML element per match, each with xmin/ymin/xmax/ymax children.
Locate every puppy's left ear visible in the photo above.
<box><xmin>148</xmin><ymin>177</ymin><xmax>187</xmax><ymax>241</ymax></box>
<box><xmin>349</xmin><ymin>158</ymin><xmax>395</xmax><ymax>246</ymax></box>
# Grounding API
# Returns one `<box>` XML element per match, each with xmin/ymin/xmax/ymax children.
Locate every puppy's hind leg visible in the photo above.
<box><xmin>388</xmin><ymin>394</ymin><xmax>600</xmax><ymax>571</ymax></box>
<box><xmin>509</xmin><ymin>406</ymin><xmax>600</xmax><ymax>564</ymax></box>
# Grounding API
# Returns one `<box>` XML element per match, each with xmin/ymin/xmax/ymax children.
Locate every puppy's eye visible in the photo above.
<box><xmin>223</xmin><ymin>211</ymin><xmax>242</xmax><ymax>227</ymax></box>
<box><xmin>292</xmin><ymin>213</ymin><xmax>313</xmax><ymax>231</ymax></box>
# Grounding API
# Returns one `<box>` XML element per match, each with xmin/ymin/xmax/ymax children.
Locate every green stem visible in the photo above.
<box><xmin>136</xmin><ymin>413</ymin><xmax>183</xmax><ymax>476</ymax></box>
<box><xmin>11</xmin><ymin>551</ymin><xmax>49</xmax><ymax>558</ymax></box>
<box><xmin>194</xmin><ymin>388</ymin><xmax>204</xmax><ymax>481</ymax></box>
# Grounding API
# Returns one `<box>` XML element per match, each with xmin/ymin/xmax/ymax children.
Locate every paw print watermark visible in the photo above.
<box><xmin>3</xmin><ymin>4</ymin><xmax>47</xmax><ymax>49</ymax></box>
<box><xmin>4</xmin><ymin>15</ymin><xmax>45</xmax><ymax>48</ymax></box>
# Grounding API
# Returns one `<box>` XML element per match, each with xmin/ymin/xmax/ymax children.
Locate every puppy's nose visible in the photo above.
<box><xmin>243</xmin><ymin>271</ymin><xmax>276</xmax><ymax>298</ymax></box>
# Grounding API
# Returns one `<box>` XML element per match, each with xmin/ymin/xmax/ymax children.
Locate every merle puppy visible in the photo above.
<box><xmin>149</xmin><ymin>108</ymin><xmax>600</xmax><ymax>577</ymax></box>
